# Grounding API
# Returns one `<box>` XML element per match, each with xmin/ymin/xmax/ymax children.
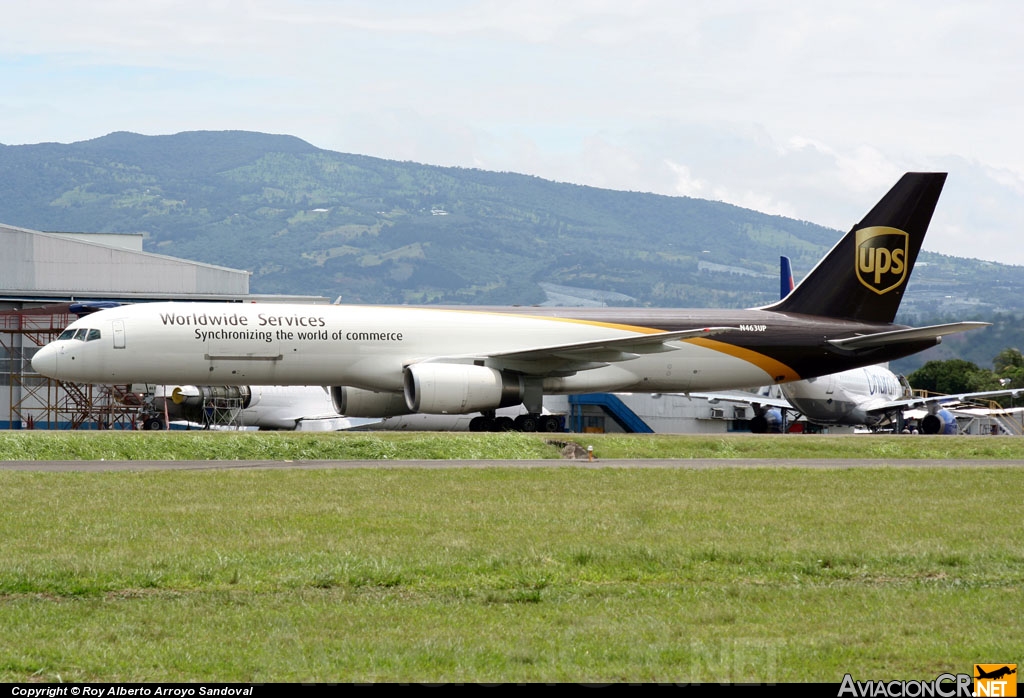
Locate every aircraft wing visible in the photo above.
<box><xmin>685</xmin><ymin>390</ymin><xmax>793</xmax><ymax>410</ymax></box>
<box><xmin>296</xmin><ymin>416</ymin><xmax>384</xmax><ymax>431</ymax></box>
<box><xmin>828</xmin><ymin>322</ymin><xmax>989</xmax><ymax>351</ymax></box>
<box><xmin>417</xmin><ymin>327</ymin><xmax>737</xmax><ymax>375</ymax></box>
<box><xmin>861</xmin><ymin>388</ymin><xmax>1024</xmax><ymax>417</ymax></box>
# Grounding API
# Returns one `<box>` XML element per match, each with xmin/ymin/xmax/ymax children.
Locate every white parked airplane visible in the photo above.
<box><xmin>142</xmin><ymin>384</ymin><xmax>554</xmax><ymax>431</ymax></box>
<box><xmin>32</xmin><ymin>173</ymin><xmax>990</xmax><ymax>431</ymax></box>
<box><xmin>695</xmin><ymin>366</ymin><xmax>1022</xmax><ymax>434</ymax></box>
<box><xmin>141</xmin><ymin>384</ymin><xmax>370</xmax><ymax>431</ymax></box>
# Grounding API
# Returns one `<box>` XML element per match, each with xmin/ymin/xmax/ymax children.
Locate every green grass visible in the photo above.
<box><xmin>3</xmin><ymin>430</ymin><xmax>1024</xmax><ymax>461</ymax></box>
<box><xmin>0</xmin><ymin>439</ymin><xmax>1021</xmax><ymax>682</ymax></box>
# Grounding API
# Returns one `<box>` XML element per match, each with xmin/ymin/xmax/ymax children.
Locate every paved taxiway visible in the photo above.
<box><xmin>2</xmin><ymin>458</ymin><xmax>1023</xmax><ymax>471</ymax></box>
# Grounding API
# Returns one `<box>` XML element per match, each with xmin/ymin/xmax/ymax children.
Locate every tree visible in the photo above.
<box><xmin>993</xmin><ymin>348</ymin><xmax>1024</xmax><ymax>372</ymax></box>
<box><xmin>907</xmin><ymin>359</ymin><xmax>1000</xmax><ymax>395</ymax></box>
<box><xmin>991</xmin><ymin>348</ymin><xmax>1024</xmax><ymax>389</ymax></box>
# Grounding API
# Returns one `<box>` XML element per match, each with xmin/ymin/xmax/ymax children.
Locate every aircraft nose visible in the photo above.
<box><xmin>31</xmin><ymin>344</ymin><xmax>58</xmax><ymax>378</ymax></box>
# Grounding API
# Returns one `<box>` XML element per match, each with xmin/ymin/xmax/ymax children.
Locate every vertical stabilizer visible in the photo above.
<box><xmin>766</xmin><ymin>172</ymin><xmax>946</xmax><ymax>323</ymax></box>
<box><xmin>780</xmin><ymin>255</ymin><xmax>795</xmax><ymax>300</ymax></box>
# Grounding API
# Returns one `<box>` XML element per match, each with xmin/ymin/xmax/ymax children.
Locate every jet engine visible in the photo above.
<box><xmin>404</xmin><ymin>363</ymin><xmax>524</xmax><ymax>414</ymax></box>
<box><xmin>167</xmin><ymin>385</ymin><xmax>252</xmax><ymax>424</ymax></box>
<box><xmin>919</xmin><ymin>408</ymin><xmax>957</xmax><ymax>435</ymax></box>
<box><xmin>329</xmin><ymin>386</ymin><xmax>412</xmax><ymax>418</ymax></box>
<box><xmin>748</xmin><ymin>408</ymin><xmax>784</xmax><ymax>434</ymax></box>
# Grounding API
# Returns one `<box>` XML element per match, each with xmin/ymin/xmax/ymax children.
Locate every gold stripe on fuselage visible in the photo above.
<box><xmin>686</xmin><ymin>337</ymin><xmax>801</xmax><ymax>383</ymax></box>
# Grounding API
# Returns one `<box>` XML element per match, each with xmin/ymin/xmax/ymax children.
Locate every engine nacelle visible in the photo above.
<box><xmin>919</xmin><ymin>408</ymin><xmax>957</xmax><ymax>435</ymax></box>
<box><xmin>168</xmin><ymin>385</ymin><xmax>252</xmax><ymax>423</ymax></box>
<box><xmin>748</xmin><ymin>408</ymin><xmax>783</xmax><ymax>434</ymax></box>
<box><xmin>404</xmin><ymin>363</ymin><xmax>524</xmax><ymax>414</ymax></box>
<box><xmin>329</xmin><ymin>386</ymin><xmax>412</xmax><ymax>418</ymax></box>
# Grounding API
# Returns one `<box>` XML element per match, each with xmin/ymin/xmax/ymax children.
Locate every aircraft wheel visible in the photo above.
<box><xmin>469</xmin><ymin>416</ymin><xmax>487</xmax><ymax>432</ymax></box>
<box><xmin>493</xmin><ymin>416</ymin><xmax>515</xmax><ymax>432</ymax></box>
<box><xmin>143</xmin><ymin>417</ymin><xmax>164</xmax><ymax>431</ymax></box>
<box><xmin>749</xmin><ymin>415</ymin><xmax>768</xmax><ymax>434</ymax></box>
<box><xmin>515</xmin><ymin>414</ymin><xmax>539</xmax><ymax>432</ymax></box>
<box><xmin>539</xmin><ymin>415</ymin><xmax>561</xmax><ymax>432</ymax></box>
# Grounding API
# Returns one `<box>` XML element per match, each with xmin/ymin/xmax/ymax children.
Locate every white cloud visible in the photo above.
<box><xmin>3</xmin><ymin>1</ymin><xmax>1024</xmax><ymax>263</ymax></box>
<box><xmin>664</xmin><ymin>161</ymin><xmax>707</xmax><ymax>199</ymax></box>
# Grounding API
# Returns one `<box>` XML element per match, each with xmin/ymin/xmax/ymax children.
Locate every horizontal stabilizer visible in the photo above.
<box><xmin>828</xmin><ymin>321</ymin><xmax>990</xmax><ymax>351</ymax></box>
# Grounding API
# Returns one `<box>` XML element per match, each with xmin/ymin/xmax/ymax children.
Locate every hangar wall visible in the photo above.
<box><xmin>0</xmin><ymin>223</ymin><xmax>250</xmax><ymax>301</ymax></box>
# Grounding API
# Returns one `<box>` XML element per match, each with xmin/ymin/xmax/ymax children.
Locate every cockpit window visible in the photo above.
<box><xmin>57</xmin><ymin>328</ymin><xmax>101</xmax><ymax>341</ymax></box>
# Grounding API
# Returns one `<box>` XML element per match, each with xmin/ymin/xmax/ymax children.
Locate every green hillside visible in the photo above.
<box><xmin>1</xmin><ymin>130</ymin><xmax>1022</xmax><ymax>370</ymax></box>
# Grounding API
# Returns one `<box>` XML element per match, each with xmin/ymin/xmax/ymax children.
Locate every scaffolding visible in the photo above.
<box><xmin>0</xmin><ymin>305</ymin><xmax>146</xmax><ymax>429</ymax></box>
<box><xmin>203</xmin><ymin>394</ymin><xmax>246</xmax><ymax>430</ymax></box>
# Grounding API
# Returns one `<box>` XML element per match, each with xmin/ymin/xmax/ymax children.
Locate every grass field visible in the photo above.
<box><xmin>4</xmin><ymin>429</ymin><xmax>1024</xmax><ymax>461</ymax></box>
<box><xmin>0</xmin><ymin>432</ymin><xmax>1021</xmax><ymax>683</ymax></box>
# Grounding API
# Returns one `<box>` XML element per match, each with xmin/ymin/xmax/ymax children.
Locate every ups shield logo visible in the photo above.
<box><xmin>856</xmin><ymin>226</ymin><xmax>909</xmax><ymax>295</ymax></box>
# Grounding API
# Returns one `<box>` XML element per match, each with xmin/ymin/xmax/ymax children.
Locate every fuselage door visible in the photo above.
<box><xmin>113</xmin><ymin>320</ymin><xmax>126</xmax><ymax>349</ymax></box>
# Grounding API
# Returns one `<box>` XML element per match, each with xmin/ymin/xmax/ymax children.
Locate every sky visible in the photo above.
<box><xmin>3</xmin><ymin>1</ymin><xmax>1024</xmax><ymax>264</ymax></box>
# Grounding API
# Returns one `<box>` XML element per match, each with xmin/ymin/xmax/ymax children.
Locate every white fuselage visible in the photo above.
<box><xmin>158</xmin><ymin>383</ymin><xmax>541</xmax><ymax>431</ymax></box>
<box><xmin>781</xmin><ymin>364</ymin><xmax>910</xmax><ymax>426</ymax></box>
<box><xmin>156</xmin><ymin>384</ymin><xmax>349</xmax><ymax>430</ymax></box>
<box><xmin>33</xmin><ymin>302</ymin><xmax>777</xmax><ymax>395</ymax></box>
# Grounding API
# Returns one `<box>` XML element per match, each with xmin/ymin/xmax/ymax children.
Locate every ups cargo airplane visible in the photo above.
<box><xmin>31</xmin><ymin>172</ymin><xmax>989</xmax><ymax>432</ymax></box>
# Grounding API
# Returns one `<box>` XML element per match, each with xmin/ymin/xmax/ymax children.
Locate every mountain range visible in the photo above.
<box><xmin>1</xmin><ymin>130</ymin><xmax>1021</xmax><ymax>372</ymax></box>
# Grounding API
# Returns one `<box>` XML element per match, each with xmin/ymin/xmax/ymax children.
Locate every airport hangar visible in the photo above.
<box><xmin>0</xmin><ymin>220</ymin><xmax>829</xmax><ymax>434</ymax></box>
<box><xmin>0</xmin><ymin>222</ymin><xmax>331</xmax><ymax>430</ymax></box>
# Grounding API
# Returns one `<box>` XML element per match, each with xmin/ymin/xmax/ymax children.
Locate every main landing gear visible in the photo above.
<box><xmin>142</xmin><ymin>416</ymin><xmax>165</xmax><ymax>430</ymax></box>
<box><xmin>468</xmin><ymin>411</ymin><xmax>562</xmax><ymax>432</ymax></box>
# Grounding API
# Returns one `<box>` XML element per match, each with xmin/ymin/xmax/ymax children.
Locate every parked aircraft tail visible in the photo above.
<box><xmin>766</xmin><ymin>172</ymin><xmax>946</xmax><ymax>323</ymax></box>
<box><xmin>780</xmin><ymin>255</ymin><xmax>795</xmax><ymax>300</ymax></box>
